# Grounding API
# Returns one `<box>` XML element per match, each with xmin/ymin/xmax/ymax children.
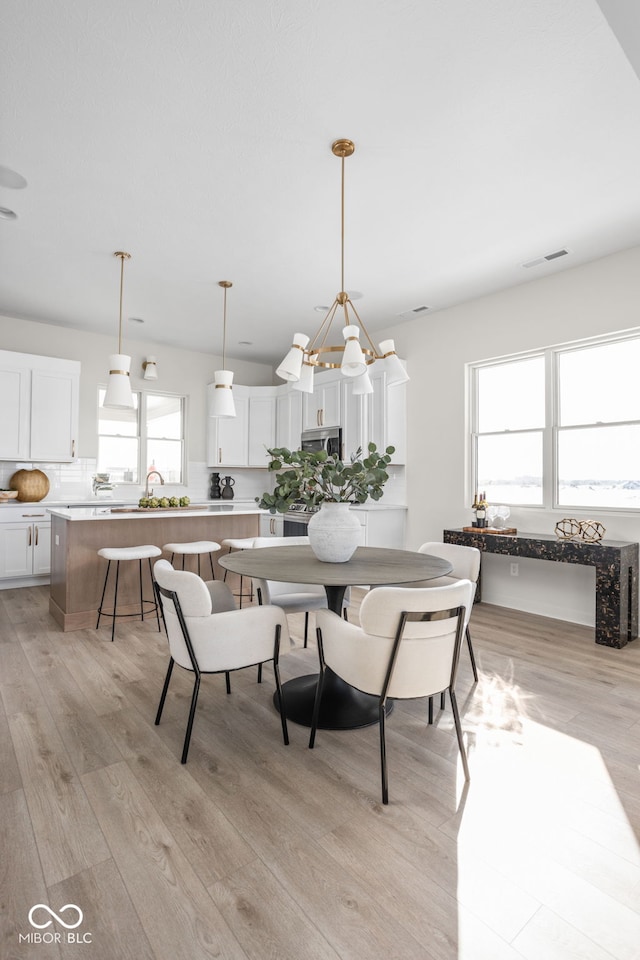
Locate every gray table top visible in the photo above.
<box><xmin>218</xmin><ymin>544</ymin><xmax>452</xmax><ymax>586</ymax></box>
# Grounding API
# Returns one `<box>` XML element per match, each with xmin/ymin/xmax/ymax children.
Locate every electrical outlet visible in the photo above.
<box><xmin>510</xmin><ymin>562</ymin><xmax>519</xmax><ymax>577</ymax></box>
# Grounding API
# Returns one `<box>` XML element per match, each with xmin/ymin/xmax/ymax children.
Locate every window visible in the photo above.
<box><xmin>98</xmin><ymin>390</ymin><xmax>186</xmax><ymax>484</ymax></box>
<box><xmin>470</xmin><ymin>331</ymin><xmax>640</xmax><ymax>511</ymax></box>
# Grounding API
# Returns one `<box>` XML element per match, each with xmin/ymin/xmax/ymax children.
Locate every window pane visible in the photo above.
<box><xmin>147</xmin><ymin>394</ymin><xmax>182</xmax><ymax>440</ymax></box>
<box><xmin>146</xmin><ymin>439</ymin><xmax>183</xmax><ymax>484</ymax></box>
<box><xmin>477</xmin><ymin>356</ymin><xmax>545</xmax><ymax>432</ymax></box>
<box><xmin>477</xmin><ymin>432</ymin><xmax>543</xmax><ymax>505</ymax></box>
<box><xmin>98</xmin><ymin>388</ymin><xmax>139</xmax><ymax>437</ymax></box>
<box><xmin>98</xmin><ymin>437</ymin><xmax>139</xmax><ymax>482</ymax></box>
<box><xmin>557</xmin><ymin>424</ymin><xmax>640</xmax><ymax>508</ymax></box>
<box><xmin>559</xmin><ymin>339</ymin><xmax>640</xmax><ymax>426</ymax></box>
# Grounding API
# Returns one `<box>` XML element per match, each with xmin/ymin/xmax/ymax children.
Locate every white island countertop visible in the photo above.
<box><xmin>46</xmin><ymin>501</ymin><xmax>264</xmax><ymax>521</ymax></box>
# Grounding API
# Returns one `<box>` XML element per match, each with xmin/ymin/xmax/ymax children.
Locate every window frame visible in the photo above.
<box><xmin>98</xmin><ymin>387</ymin><xmax>188</xmax><ymax>486</ymax></box>
<box><xmin>469</xmin><ymin>329</ymin><xmax>640</xmax><ymax>514</ymax></box>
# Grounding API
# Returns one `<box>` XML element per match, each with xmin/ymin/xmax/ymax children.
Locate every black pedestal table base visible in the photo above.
<box><xmin>274</xmin><ymin>668</ymin><xmax>392</xmax><ymax>729</ymax></box>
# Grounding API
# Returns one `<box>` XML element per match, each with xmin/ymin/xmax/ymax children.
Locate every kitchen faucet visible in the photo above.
<box><xmin>145</xmin><ymin>470</ymin><xmax>164</xmax><ymax>497</ymax></box>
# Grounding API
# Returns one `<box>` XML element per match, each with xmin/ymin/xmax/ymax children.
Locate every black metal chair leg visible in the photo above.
<box><xmin>309</xmin><ymin>630</ymin><xmax>326</xmax><ymax>749</ymax></box>
<box><xmin>428</xmin><ymin>695</ymin><xmax>434</xmax><ymax>724</ymax></box>
<box><xmin>379</xmin><ymin>700</ymin><xmax>389</xmax><ymax>804</ymax></box>
<box><xmin>466</xmin><ymin>625</ymin><xmax>479</xmax><ymax>682</ymax></box>
<box><xmin>273</xmin><ymin>625</ymin><xmax>289</xmax><ymax>745</ymax></box>
<box><xmin>303</xmin><ymin>611</ymin><xmax>309</xmax><ymax>647</ymax></box>
<box><xmin>225</xmin><ymin>671</ymin><xmax>231</xmax><ymax>694</ymax></box>
<box><xmin>138</xmin><ymin>558</ymin><xmax>145</xmax><ymax>621</ymax></box>
<box><xmin>149</xmin><ymin>558</ymin><xmax>161</xmax><ymax>631</ymax></box>
<box><xmin>440</xmin><ymin>691</ymin><xmax>446</xmax><ymax>709</ymax></box>
<box><xmin>209</xmin><ymin>553</ymin><xmax>216</xmax><ymax>579</ymax></box>
<box><xmin>257</xmin><ymin>663</ymin><xmax>263</xmax><ymax>684</ymax></box>
<box><xmin>155</xmin><ymin>658</ymin><xmax>175</xmax><ymax>724</ymax></box>
<box><xmin>96</xmin><ymin>560</ymin><xmax>111</xmax><ymax>629</ymax></box>
<box><xmin>111</xmin><ymin>561</ymin><xmax>120</xmax><ymax>641</ymax></box>
<box><xmin>181</xmin><ymin>674</ymin><xmax>201</xmax><ymax>764</ymax></box>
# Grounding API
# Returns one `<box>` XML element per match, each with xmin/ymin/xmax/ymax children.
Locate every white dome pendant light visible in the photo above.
<box><xmin>210</xmin><ymin>280</ymin><xmax>236</xmax><ymax>419</ymax></box>
<box><xmin>103</xmin><ymin>251</ymin><xmax>134</xmax><ymax>409</ymax></box>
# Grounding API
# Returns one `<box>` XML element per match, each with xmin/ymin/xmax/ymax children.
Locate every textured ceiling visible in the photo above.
<box><xmin>1</xmin><ymin>0</ymin><xmax>640</xmax><ymax>367</ymax></box>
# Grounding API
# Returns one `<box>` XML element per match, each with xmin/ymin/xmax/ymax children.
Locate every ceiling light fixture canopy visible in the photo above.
<box><xmin>276</xmin><ymin>139</ymin><xmax>409</xmax><ymax>394</ymax></box>
<box><xmin>210</xmin><ymin>280</ymin><xmax>236</xmax><ymax>418</ymax></box>
<box><xmin>103</xmin><ymin>251</ymin><xmax>134</xmax><ymax>409</ymax></box>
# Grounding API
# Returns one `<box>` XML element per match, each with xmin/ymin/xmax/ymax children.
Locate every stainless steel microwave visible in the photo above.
<box><xmin>300</xmin><ymin>426</ymin><xmax>342</xmax><ymax>458</ymax></box>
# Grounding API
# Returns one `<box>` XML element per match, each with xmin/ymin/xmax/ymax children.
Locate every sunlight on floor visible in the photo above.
<box><xmin>455</xmin><ymin>672</ymin><xmax>640</xmax><ymax>960</ymax></box>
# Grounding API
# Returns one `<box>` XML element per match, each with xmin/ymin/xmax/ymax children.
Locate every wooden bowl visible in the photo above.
<box><xmin>0</xmin><ymin>490</ymin><xmax>19</xmax><ymax>501</ymax></box>
<box><xmin>9</xmin><ymin>468</ymin><xmax>50</xmax><ymax>502</ymax></box>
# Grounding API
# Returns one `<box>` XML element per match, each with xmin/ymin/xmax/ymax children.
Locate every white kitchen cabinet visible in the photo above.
<box><xmin>341</xmin><ymin>379</ymin><xmax>366</xmax><ymax>461</ymax></box>
<box><xmin>207</xmin><ymin>385</ymin><xmax>276</xmax><ymax>467</ymax></box>
<box><xmin>367</xmin><ymin>367</ymin><xmax>407</xmax><ymax>464</ymax></box>
<box><xmin>0</xmin><ymin>350</ymin><xmax>80</xmax><ymax>461</ymax></box>
<box><xmin>275</xmin><ymin>386</ymin><xmax>303</xmax><ymax>450</ymax></box>
<box><xmin>351</xmin><ymin>505</ymin><xmax>406</xmax><ymax>549</ymax></box>
<box><xmin>248</xmin><ymin>393</ymin><xmax>276</xmax><ymax>465</ymax></box>
<box><xmin>259</xmin><ymin>513</ymin><xmax>284</xmax><ymax>538</ymax></box>
<box><xmin>0</xmin><ymin>509</ymin><xmax>51</xmax><ymax>580</ymax></box>
<box><xmin>302</xmin><ymin>373</ymin><xmax>341</xmax><ymax>430</ymax></box>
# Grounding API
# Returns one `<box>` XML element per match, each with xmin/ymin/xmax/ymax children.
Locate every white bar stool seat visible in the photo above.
<box><xmin>220</xmin><ymin>536</ymin><xmax>256</xmax><ymax>607</ymax></box>
<box><xmin>162</xmin><ymin>540</ymin><xmax>221</xmax><ymax>579</ymax></box>
<box><xmin>97</xmin><ymin>544</ymin><xmax>162</xmax><ymax>641</ymax></box>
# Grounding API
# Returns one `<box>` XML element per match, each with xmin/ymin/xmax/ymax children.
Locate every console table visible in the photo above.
<box><xmin>443</xmin><ymin>529</ymin><xmax>638</xmax><ymax>648</ymax></box>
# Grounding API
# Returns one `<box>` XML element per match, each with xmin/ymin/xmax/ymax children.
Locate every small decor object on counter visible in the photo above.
<box><xmin>10</xmin><ymin>468</ymin><xmax>50</xmax><ymax>502</ymax></box>
<box><xmin>138</xmin><ymin>496</ymin><xmax>191</xmax><ymax>509</ymax></box>
<box><xmin>579</xmin><ymin>520</ymin><xmax>605</xmax><ymax>543</ymax></box>
<box><xmin>257</xmin><ymin>441</ymin><xmax>394</xmax><ymax>562</ymax></box>
<box><xmin>471</xmin><ymin>492</ymin><xmax>488</xmax><ymax>528</ymax></box>
<box><xmin>555</xmin><ymin>518</ymin><xmax>605</xmax><ymax>543</ymax></box>
<box><xmin>210</xmin><ymin>472</ymin><xmax>222</xmax><ymax>499</ymax></box>
<box><xmin>308</xmin><ymin>501</ymin><xmax>363</xmax><ymax>562</ymax></box>
<box><xmin>0</xmin><ymin>489</ymin><xmax>19</xmax><ymax>501</ymax></box>
<box><xmin>220</xmin><ymin>476</ymin><xmax>235</xmax><ymax>500</ymax></box>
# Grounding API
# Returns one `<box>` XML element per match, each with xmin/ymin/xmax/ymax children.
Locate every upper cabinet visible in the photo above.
<box><xmin>275</xmin><ymin>386</ymin><xmax>302</xmax><ymax>450</ymax></box>
<box><xmin>0</xmin><ymin>350</ymin><xmax>80</xmax><ymax>461</ymax></box>
<box><xmin>207</xmin><ymin>385</ymin><xmax>277</xmax><ymax>467</ymax></box>
<box><xmin>366</xmin><ymin>367</ymin><xmax>407</xmax><ymax>464</ymax></box>
<box><xmin>302</xmin><ymin>374</ymin><xmax>342</xmax><ymax>429</ymax></box>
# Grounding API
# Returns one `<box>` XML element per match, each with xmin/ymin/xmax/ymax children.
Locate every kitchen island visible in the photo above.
<box><xmin>48</xmin><ymin>503</ymin><xmax>262</xmax><ymax>631</ymax></box>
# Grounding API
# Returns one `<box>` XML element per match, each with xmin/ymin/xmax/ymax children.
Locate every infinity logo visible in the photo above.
<box><xmin>28</xmin><ymin>904</ymin><xmax>84</xmax><ymax>930</ymax></box>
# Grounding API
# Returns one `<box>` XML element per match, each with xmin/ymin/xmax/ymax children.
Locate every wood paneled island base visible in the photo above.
<box><xmin>49</xmin><ymin>511</ymin><xmax>260</xmax><ymax>631</ymax></box>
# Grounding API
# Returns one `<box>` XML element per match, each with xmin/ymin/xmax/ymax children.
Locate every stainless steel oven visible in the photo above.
<box><xmin>300</xmin><ymin>426</ymin><xmax>342</xmax><ymax>458</ymax></box>
<box><xmin>283</xmin><ymin>502</ymin><xmax>318</xmax><ymax>537</ymax></box>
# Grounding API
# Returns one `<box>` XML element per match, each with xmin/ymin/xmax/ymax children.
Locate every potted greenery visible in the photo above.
<box><xmin>257</xmin><ymin>442</ymin><xmax>395</xmax><ymax>561</ymax></box>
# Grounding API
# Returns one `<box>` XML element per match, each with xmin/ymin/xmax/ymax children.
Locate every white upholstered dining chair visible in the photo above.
<box><xmin>308</xmin><ymin>580</ymin><xmax>475</xmax><ymax>804</ymax></box>
<box><xmin>153</xmin><ymin>559</ymin><xmax>290</xmax><ymax>763</ymax></box>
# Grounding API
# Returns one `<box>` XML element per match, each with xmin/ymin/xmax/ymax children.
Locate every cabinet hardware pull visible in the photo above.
<box><xmin>219</xmin><ymin>447</ymin><xmax>222</xmax><ymax>462</ymax></box>
<box><xmin>35</xmin><ymin>526</ymin><xmax>39</xmax><ymax>546</ymax></box>
<box><xmin>72</xmin><ymin>439</ymin><xmax>75</xmax><ymax>457</ymax></box>
<box><xmin>28</xmin><ymin>527</ymin><xmax>32</xmax><ymax>546</ymax></box>
<box><xmin>23</xmin><ymin>513</ymin><xmax>45</xmax><ymax>518</ymax></box>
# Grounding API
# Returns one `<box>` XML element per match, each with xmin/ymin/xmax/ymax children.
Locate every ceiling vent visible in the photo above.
<box><xmin>522</xmin><ymin>249</ymin><xmax>569</xmax><ymax>268</ymax></box>
<box><xmin>397</xmin><ymin>304</ymin><xmax>431</xmax><ymax>321</ymax></box>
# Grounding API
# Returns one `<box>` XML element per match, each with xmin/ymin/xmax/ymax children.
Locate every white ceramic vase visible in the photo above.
<box><xmin>307</xmin><ymin>502</ymin><xmax>362</xmax><ymax>562</ymax></box>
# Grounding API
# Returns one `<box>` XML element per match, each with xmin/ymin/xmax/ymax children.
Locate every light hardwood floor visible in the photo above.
<box><xmin>1</xmin><ymin>585</ymin><xmax>639</xmax><ymax>960</ymax></box>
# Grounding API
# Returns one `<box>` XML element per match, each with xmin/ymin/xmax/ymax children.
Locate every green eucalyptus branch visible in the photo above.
<box><xmin>256</xmin><ymin>442</ymin><xmax>395</xmax><ymax>513</ymax></box>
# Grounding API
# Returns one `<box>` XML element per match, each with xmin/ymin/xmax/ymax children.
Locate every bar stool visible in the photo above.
<box><xmin>220</xmin><ymin>537</ymin><xmax>255</xmax><ymax>607</ymax></box>
<box><xmin>162</xmin><ymin>540</ymin><xmax>221</xmax><ymax>578</ymax></box>
<box><xmin>96</xmin><ymin>544</ymin><xmax>162</xmax><ymax>641</ymax></box>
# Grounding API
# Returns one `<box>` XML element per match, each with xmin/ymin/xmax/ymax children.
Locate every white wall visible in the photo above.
<box><xmin>0</xmin><ymin>313</ymin><xmax>274</xmax><ymax>462</ymax></box>
<box><xmin>377</xmin><ymin>245</ymin><xmax>640</xmax><ymax>626</ymax></box>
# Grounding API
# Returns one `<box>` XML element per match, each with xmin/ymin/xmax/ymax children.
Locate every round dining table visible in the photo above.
<box><xmin>218</xmin><ymin>544</ymin><xmax>453</xmax><ymax>729</ymax></box>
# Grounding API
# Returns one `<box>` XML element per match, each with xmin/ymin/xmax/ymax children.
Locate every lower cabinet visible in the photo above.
<box><xmin>0</xmin><ymin>518</ymin><xmax>51</xmax><ymax>579</ymax></box>
<box><xmin>259</xmin><ymin>514</ymin><xmax>284</xmax><ymax>538</ymax></box>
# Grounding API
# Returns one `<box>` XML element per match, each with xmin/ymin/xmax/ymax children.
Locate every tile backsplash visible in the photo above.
<box><xmin>0</xmin><ymin>459</ymin><xmax>406</xmax><ymax>505</ymax></box>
